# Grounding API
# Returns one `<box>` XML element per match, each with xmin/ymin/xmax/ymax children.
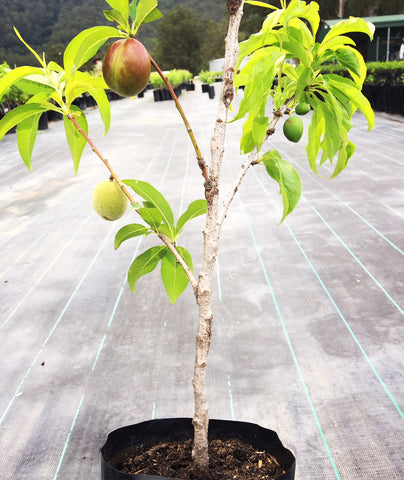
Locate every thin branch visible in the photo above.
<box><xmin>67</xmin><ymin>113</ymin><xmax>197</xmax><ymax>290</ymax></box>
<box><xmin>149</xmin><ymin>56</ymin><xmax>209</xmax><ymax>184</ymax></box>
<box><xmin>67</xmin><ymin>113</ymin><xmax>136</xmax><ymax>205</ymax></box>
<box><xmin>218</xmin><ymin>150</ymin><xmax>256</xmax><ymax>229</ymax></box>
<box><xmin>218</xmin><ymin>97</ymin><xmax>295</xmax><ymax>229</ymax></box>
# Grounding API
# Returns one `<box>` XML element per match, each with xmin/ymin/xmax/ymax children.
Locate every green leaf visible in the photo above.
<box><xmin>14</xmin><ymin>93</ymin><xmax>50</xmax><ymax>170</ymax></box>
<box><xmin>130</xmin><ymin>0</ymin><xmax>138</xmax><ymax>21</ymax></box>
<box><xmin>252</xmin><ymin>115</ymin><xmax>269</xmax><ymax>151</ymax></box>
<box><xmin>176</xmin><ymin>199</ymin><xmax>207</xmax><ymax>238</ymax></box>
<box><xmin>139</xmin><ymin>207</ymin><xmax>163</xmax><ymax>229</ymax></box>
<box><xmin>141</xmin><ymin>7</ymin><xmax>162</xmax><ymax>24</ymax></box>
<box><xmin>0</xmin><ymin>66</ymin><xmax>46</xmax><ymax>100</ymax></box>
<box><xmin>332</xmin><ymin>46</ymin><xmax>366</xmax><ymax>86</ymax></box>
<box><xmin>13</xmin><ymin>27</ymin><xmax>45</xmax><ymax>67</ymax></box>
<box><xmin>16</xmin><ymin>113</ymin><xmax>41</xmax><ymax>171</ymax></box>
<box><xmin>325</xmin><ymin>74</ymin><xmax>374</xmax><ymax>130</ymax></box>
<box><xmin>330</xmin><ymin>139</ymin><xmax>356</xmax><ymax>179</ymax></box>
<box><xmin>233</xmin><ymin>47</ymin><xmax>284</xmax><ymax>121</ymax></box>
<box><xmin>240</xmin><ymin>113</ymin><xmax>258</xmax><ymax>155</ymax></box>
<box><xmin>63</xmin><ymin>26</ymin><xmax>121</xmax><ymax>77</ymax></box>
<box><xmin>88</xmin><ymin>88</ymin><xmax>111</xmax><ymax>135</ymax></box>
<box><xmin>105</xmin><ymin>0</ymin><xmax>129</xmax><ymax>17</ymax></box>
<box><xmin>128</xmin><ymin>245</ymin><xmax>167</xmax><ymax>293</ymax></box>
<box><xmin>64</xmin><ymin>71</ymin><xmax>110</xmax><ymax>134</ymax></box>
<box><xmin>161</xmin><ymin>247</ymin><xmax>193</xmax><ymax>304</ymax></box>
<box><xmin>321</xmin><ymin>17</ymin><xmax>375</xmax><ymax>46</ymax></box>
<box><xmin>261</xmin><ymin>149</ymin><xmax>301</xmax><ymax>223</ymax></box>
<box><xmin>15</xmin><ymin>74</ymin><xmax>55</xmax><ymax>96</ymax></box>
<box><xmin>133</xmin><ymin>0</ymin><xmax>161</xmax><ymax>34</ymax></box>
<box><xmin>115</xmin><ymin>223</ymin><xmax>150</xmax><ymax>249</ymax></box>
<box><xmin>0</xmin><ymin>103</ymin><xmax>48</xmax><ymax>141</ymax></box>
<box><xmin>63</xmin><ymin>106</ymin><xmax>88</xmax><ymax>175</ymax></box>
<box><xmin>123</xmin><ymin>180</ymin><xmax>175</xmax><ymax>239</ymax></box>
<box><xmin>103</xmin><ymin>9</ymin><xmax>130</xmax><ymax>31</ymax></box>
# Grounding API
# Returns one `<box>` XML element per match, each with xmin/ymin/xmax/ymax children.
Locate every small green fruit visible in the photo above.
<box><xmin>102</xmin><ymin>38</ymin><xmax>151</xmax><ymax>97</ymax></box>
<box><xmin>92</xmin><ymin>179</ymin><xmax>129</xmax><ymax>221</ymax></box>
<box><xmin>295</xmin><ymin>103</ymin><xmax>310</xmax><ymax>115</ymax></box>
<box><xmin>283</xmin><ymin>116</ymin><xmax>304</xmax><ymax>143</ymax></box>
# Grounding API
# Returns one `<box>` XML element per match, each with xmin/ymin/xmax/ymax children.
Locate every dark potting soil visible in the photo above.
<box><xmin>111</xmin><ymin>438</ymin><xmax>286</xmax><ymax>480</ymax></box>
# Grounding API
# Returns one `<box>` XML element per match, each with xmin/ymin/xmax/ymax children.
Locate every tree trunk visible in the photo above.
<box><xmin>191</xmin><ymin>0</ymin><xmax>245</xmax><ymax>474</ymax></box>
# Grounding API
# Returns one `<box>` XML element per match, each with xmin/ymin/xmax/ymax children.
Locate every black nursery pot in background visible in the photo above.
<box><xmin>101</xmin><ymin>418</ymin><xmax>296</xmax><ymax>480</ymax></box>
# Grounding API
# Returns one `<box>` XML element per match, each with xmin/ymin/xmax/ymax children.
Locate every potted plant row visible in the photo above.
<box><xmin>199</xmin><ymin>70</ymin><xmax>220</xmax><ymax>98</ymax></box>
<box><xmin>151</xmin><ymin>69</ymin><xmax>194</xmax><ymax>102</ymax></box>
<box><xmin>0</xmin><ymin>0</ymin><xmax>375</xmax><ymax>479</ymax></box>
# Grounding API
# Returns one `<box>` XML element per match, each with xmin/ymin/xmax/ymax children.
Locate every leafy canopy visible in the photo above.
<box><xmin>0</xmin><ymin>0</ymin><xmax>375</xmax><ymax>304</ymax></box>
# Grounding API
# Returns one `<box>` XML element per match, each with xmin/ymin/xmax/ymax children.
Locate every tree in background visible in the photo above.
<box><xmin>151</xmin><ymin>6</ymin><xmax>204</xmax><ymax>74</ymax></box>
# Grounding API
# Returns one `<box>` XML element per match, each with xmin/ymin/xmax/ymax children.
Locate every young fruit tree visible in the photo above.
<box><xmin>0</xmin><ymin>0</ymin><xmax>375</xmax><ymax>476</ymax></box>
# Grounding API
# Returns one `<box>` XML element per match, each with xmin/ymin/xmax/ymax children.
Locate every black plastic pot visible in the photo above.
<box><xmin>101</xmin><ymin>418</ymin><xmax>295</xmax><ymax>480</ymax></box>
<box><xmin>208</xmin><ymin>85</ymin><xmax>215</xmax><ymax>99</ymax></box>
<box><xmin>201</xmin><ymin>83</ymin><xmax>210</xmax><ymax>93</ymax></box>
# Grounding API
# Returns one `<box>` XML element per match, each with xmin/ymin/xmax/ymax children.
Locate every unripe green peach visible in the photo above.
<box><xmin>92</xmin><ymin>179</ymin><xmax>129</xmax><ymax>221</ymax></box>
<box><xmin>295</xmin><ymin>102</ymin><xmax>310</xmax><ymax>115</ymax></box>
<box><xmin>102</xmin><ymin>38</ymin><xmax>151</xmax><ymax>97</ymax></box>
<box><xmin>283</xmin><ymin>116</ymin><xmax>304</xmax><ymax>143</ymax></box>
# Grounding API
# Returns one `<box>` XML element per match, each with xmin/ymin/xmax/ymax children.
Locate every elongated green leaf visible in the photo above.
<box><xmin>63</xmin><ymin>106</ymin><xmax>88</xmax><ymax>174</ymax></box>
<box><xmin>123</xmin><ymin>179</ymin><xmax>175</xmax><ymax>238</ymax></box>
<box><xmin>89</xmin><ymin>88</ymin><xmax>111</xmax><ymax>135</ymax></box>
<box><xmin>141</xmin><ymin>7</ymin><xmax>162</xmax><ymax>25</ymax></box>
<box><xmin>161</xmin><ymin>247</ymin><xmax>193</xmax><ymax>304</ymax></box>
<box><xmin>139</xmin><ymin>207</ymin><xmax>162</xmax><ymax>229</ymax></box>
<box><xmin>105</xmin><ymin>0</ymin><xmax>129</xmax><ymax>19</ymax></box>
<box><xmin>332</xmin><ymin>45</ymin><xmax>366</xmax><ymax>86</ymax></box>
<box><xmin>63</xmin><ymin>26</ymin><xmax>121</xmax><ymax>77</ymax></box>
<box><xmin>262</xmin><ymin>149</ymin><xmax>301</xmax><ymax>223</ymax></box>
<box><xmin>322</xmin><ymin>17</ymin><xmax>375</xmax><ymax>45</ymax></box>
<box><xmin>305</xmin><ymin>100</ymin><xmax>324</xmax><ymax>173</ymax></box>
<box><xmin>330</xmin><ymin>139</ymin><xmax>356</xmax><ymax>179</ymax></box>
<box><xmin>14</xmin><ymin>92</ymin><xmax>51</xmax><ymax>169</ymax></box>
<box><xmin>15</xmin><ymin>74</ymin><xmax>55</xmax><ymax>96</ymax></box>
<box><xmin>325</xmin><ymin>74</ymin><xmax>374</xmax><ymax>130</ymax></box>
<box><xmin>65</xmin><ymin>72</ymin><xmax>111</xmax><ymax>134</ymax></box>
<box><xmin>0</xmin><ymin>66</ymin><xmax>46</xmax><ymax>100</ymax></box>
<box><xmin>233</xmin><ymin>48</ymin><xmax>284</xmax><ymax>121</ymax></box>
<box><xmin>130</xmin><ymin>0</ymin><xmax>138</xmax><ymax>21</ymax></box>
<box><xmin>0</xmin><ymin>103</ymin><xmax>48</xmax><ymax>141</ymax></box>
<box><xmin>13</xmin><ymin>27</ymin><xmax>45</xmax><ymax>67</ymax></box>
<box><xmin>135</xmin><ymin>0</ymin><xmax>158</xmax><ymax>27</ymax></box>
<box><xmin>176</xmin><ymin>199</ymin><xmax>207</xmax><ymax>238</ymax></box>
<box><xmin>115</xmin><ymin>223</ymin><xmax>150</xmax><ymax>249</ymax></box>
<box><xmin>16</xmin><ymin>113</ymin><xmax>41</xmax><ymax>171</ymax></box>
<box><xmin>128</xmin><ymin>246</ymin><xmax>167</xmax><ymax>293</ymax></box>
<box><xmin>103</xmin><ymin>9</ymin><xmax>130</xmax><ymax>31</ymax></box>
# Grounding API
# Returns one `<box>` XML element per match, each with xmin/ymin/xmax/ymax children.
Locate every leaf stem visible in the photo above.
<box><xmin>149</xmin><ymin>56</ymin><xmax>209</xmax><ymax>185</ymax></box>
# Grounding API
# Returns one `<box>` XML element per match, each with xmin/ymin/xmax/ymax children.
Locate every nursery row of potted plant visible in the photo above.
<box><xmin>150</xmin><ymin>69</ymin><xmax>195</xmax><ymax>102</ymax></box>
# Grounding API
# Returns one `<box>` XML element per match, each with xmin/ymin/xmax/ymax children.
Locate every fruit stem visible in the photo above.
<box><xmin>67</xmin><ymin>113</ymin><xmax>136</xmax><ymax>205</ymax></box>
<box><xmin>149</xmin><ymin>56</ymin><xmax>210</xmax><ymax>186</ymax></box>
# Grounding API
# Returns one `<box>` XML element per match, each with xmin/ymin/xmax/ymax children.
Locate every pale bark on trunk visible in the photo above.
<box><xmin>191</xmin><ymin>0</ymin><xmax>245</xmax><ymax>474</ymax></box>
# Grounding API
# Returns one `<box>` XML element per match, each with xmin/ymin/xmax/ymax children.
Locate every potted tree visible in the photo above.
<box><xmin>0</xmin><ymin>0</ymin><xmax>375</xmax><ymax>479</ymax></box>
